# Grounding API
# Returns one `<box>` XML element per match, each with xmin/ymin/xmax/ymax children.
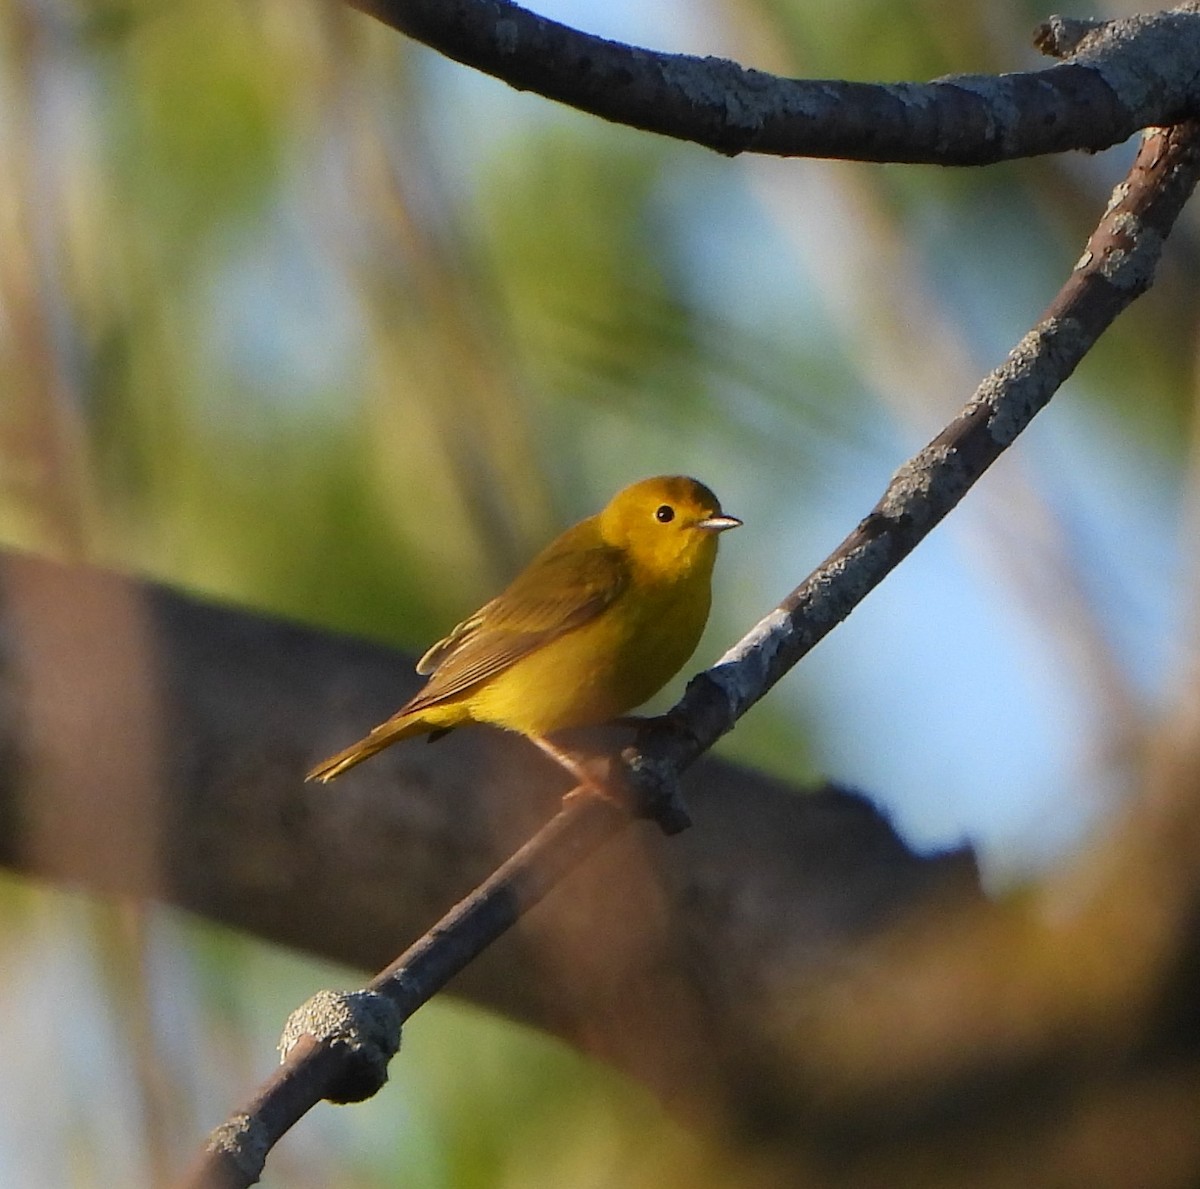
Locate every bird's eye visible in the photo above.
<box><xmin>655</xmin><ymin>504</ymin><xmax>675</xmax><ymax>523</ymax></box>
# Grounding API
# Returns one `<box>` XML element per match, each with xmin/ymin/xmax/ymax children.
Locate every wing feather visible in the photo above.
<box><xmin>403</xmin><ymin>538</ymin><xmax>628</xmax><ymax>713</ymax></box>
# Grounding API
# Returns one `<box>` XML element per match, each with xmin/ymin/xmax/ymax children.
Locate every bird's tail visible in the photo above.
<box><xmin>305</xmin><ymin>712</ymin><xmax>431</xmax><ymax>783</ymax></box>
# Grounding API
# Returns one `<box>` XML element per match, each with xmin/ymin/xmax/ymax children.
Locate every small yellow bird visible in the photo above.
<box><xmin>306</xmin><ymin>475</ymin><xmax>740</xmax><ymax>789</ymax></box>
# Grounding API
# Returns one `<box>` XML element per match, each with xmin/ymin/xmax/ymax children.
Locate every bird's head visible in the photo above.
<box><xmin>599</xmin><ymin>476</ymin><xmax>741</xmax><ymax>578</ymax></box>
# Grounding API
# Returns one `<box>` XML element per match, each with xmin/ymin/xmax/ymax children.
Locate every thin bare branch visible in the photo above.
<box><xmin>352</xmin><ymin>0</ymin><xmax>1200</xmax><ymax>163</ymax></box>
<box><xmin>638</xmin><ymin>120</ymin><xmax>1200</xmax><ymax>779</ymax></box>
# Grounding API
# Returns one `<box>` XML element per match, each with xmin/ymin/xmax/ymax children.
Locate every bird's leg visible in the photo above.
<box><xmin>525</xmin><ymin>733</ymin><xmax>624</xmax><ymax>806</ymax></box>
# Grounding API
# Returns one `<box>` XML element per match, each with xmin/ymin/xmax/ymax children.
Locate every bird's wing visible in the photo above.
<box><xmin>403</xmin><ymin>542</ymin><xmax>629</xmax><ymax>711</ymax></box>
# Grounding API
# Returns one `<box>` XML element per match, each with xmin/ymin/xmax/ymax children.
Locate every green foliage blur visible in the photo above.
<box><xmin>0</xmin><ymin>0</ymin><xmax>1195</xmax><ymax>1183</ymax></box>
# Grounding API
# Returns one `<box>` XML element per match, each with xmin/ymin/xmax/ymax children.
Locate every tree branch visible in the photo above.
<box><xmin>352</xmin><ymin>0</ymin><xmax>1200</xmax><ymax>163</ymax></box>
<box><xmin>174</xmin><ymin>118</ymin><xmax>1200</xmax><ymax>1185</ymax></box>
<box><xmin>635</xmin><ymin>119</ymin><xmax>1200</xmax><ymax>779</ymax></box>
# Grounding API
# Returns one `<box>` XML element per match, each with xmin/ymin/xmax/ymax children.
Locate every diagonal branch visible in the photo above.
<box><xmin>352</xmin><ymin>0</ymin><xmax>1200</xmax><ymax>163</ymax></box>
<box><xmin>181</xmin><ymin>120</ymin><xmax>1200</xmax><ymax>1188</ymax></box>
<box><xmin>636</xmin><ymin>119</ymin><xmax>1200</xmax><ymax>783</ymax></box>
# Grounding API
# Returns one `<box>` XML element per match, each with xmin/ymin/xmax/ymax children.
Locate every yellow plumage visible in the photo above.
<box><xmin>306</xmin><ymin>475</ymin><xmax>740</xmax><ymax>786</ymax></box>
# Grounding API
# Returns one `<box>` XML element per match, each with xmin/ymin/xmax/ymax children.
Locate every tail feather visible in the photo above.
<box><xmin>306</xmin><ymin>713</ymin><xmax>430</xmax><ymax>783</ymax></box>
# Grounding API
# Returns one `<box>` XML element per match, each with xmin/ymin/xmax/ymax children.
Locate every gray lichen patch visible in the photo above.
<box><xmin>879</xmin><ymin>444</ymin><xmax>973</xmax><ymax>530</ymax></box>
<box><xmin>975</xmin><ymin>319</ymin><xmax>1080</xmax><ymax>447</ymax></box>
<box><xmin>1071</xmin><ymin>6</ymin><xmax>1200</xmax><ymax>119</ymax></box>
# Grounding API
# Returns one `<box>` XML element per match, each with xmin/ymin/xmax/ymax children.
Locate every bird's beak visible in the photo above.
<box><xmin>695</xmin><ymin>514</ymin><xmax>742</xmax><ymax>532</ymax></box>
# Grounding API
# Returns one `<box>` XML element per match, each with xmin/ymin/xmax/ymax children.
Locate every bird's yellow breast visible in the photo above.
<box><xmin>464</xmin><ymin>563</ymin><xmax>713</xmax><ymax>736</ymax></box>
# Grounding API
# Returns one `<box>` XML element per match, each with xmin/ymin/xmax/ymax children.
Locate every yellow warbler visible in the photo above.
<box><xmin>306</xmin><ymin>476</ymin><xmax>740</xmax><ymax>788</ymax></box>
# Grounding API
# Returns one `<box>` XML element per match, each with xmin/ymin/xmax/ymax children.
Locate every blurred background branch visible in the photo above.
<box><xmin>0</xmin><ymin>553</ymin><xmax>975</xmax><ymax>1181</ymax></box>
